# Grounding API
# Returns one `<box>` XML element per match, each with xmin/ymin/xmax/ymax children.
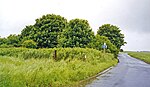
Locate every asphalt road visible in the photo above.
<box><xmin>86</xmin><ymin>53</ymin><xmax>150</xmax><ymax>87</ymax></box>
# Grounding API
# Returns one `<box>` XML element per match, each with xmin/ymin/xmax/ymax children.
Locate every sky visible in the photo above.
<box><xmin>0</xmin><ymin>0</ymin><xmax>150</xmax><ymax>51</ymax></box>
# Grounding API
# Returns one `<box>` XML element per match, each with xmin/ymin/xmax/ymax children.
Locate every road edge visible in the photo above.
<box><xmin>75</xmin><ymin>65</ymin><xmax>116</xmax><ymax>86</ymax></box>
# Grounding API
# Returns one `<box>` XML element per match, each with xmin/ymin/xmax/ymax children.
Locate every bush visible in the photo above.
<box><xmin>120</xmin><ymin>49</ymin><xmax>124</xmax><ymax>52</ymax></box>
<box><xmin>22</xmin><ymin>40</ymin><xmax>37</xmax><ymax>48</ymax></box>
<box><xmin>0</xmin><ymin>44</ymin><xmax>14</xmax><ymax>48</ymax></box>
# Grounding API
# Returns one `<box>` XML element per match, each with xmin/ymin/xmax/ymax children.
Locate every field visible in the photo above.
<box><xmin>127</xmin><ymin>51</ymin><xmax>150</xmax><ymax>64</ymax></box>
<box><xmin>0</xmin><ymin>48</ymin><xmax>117</xmax><ymax>87</ymax></box>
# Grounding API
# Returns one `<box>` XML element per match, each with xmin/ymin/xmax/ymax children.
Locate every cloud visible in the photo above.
<box><xmin>121</xmin><ymin>31</ymin><xmax>150</xmax><ymax>51</ymax></box>
<box><xmin>0</xmin><ymin>0</ymin><xmax>150</xmax><ymax>50</ymax></box>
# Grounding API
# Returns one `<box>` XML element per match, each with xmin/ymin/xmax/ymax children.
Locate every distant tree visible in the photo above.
<box><xmin>97</xmin><ymin>24</ymin><xmax>126</xmax><ymax>49</ymax></box>
<box><xmin>6</xmin><ymin>34</ymin><xmax>20</xmax><ymax>47</ymax></box>
<box><xmin>21</xmin><ymin>14</ymin><xmax>67</xmax><ymax>48</ymax></box>
<box><xmin>0</xmin><ymin>36</ymin><xmax>7</xmax><ymax>45</ymax></box>
<box><xmin>59</xmin><ymin>19</ymin><xmax>94</xmax><ymax>48</ymax></box>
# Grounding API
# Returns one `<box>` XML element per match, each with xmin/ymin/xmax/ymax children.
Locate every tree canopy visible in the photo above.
<box><xmin>0</xmin><ymin>37</ymin><xmax>6</xmax><ymax>45</ymax></box>
<box><xmin>59</xmin><ymin>19</ymin><xmax>94</xmax><ymax>48</ymax></box>
<box><xmin>0</xmin><ymin>14</ymin><xmax>126</xmax><ymax>56</ymax></box>
<box><xmin>97</xmin><ymin>24</ymin><xmax>126</xmax><ymax>49</ymax></box>
<box><xmin>0</xmin><ymin>34</ymin><xmax>20</xmax><ymax>47</ymax></box>
<box><xmin>21</xmin><ymin>14</ymin><xmax>67</xmax><ymax>48</ymax></box>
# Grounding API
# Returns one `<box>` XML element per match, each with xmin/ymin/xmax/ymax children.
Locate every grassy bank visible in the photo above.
<box><xmin>127</xmin><ymin>51</ymin><xmax>150</xmax><ymax>64</ymax></box>
<box><xmin>0</xmin><ymin>48</ymin><xmax>117</xmax><ymax>86</ymax></box>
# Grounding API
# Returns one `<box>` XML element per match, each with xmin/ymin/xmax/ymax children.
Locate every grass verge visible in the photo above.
<box><xmin>127</xmin><ymin>51</ymin><xmax>150</xmax><ymax>64</ymax></box>
<box><xmin>0</xmin><ymin>48</ymin><xmax>117</xmax><ymax>86</ymax></box>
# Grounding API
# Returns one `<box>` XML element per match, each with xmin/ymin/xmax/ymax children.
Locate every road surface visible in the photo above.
<box><xmin>86</xmin><ymin>53</ymin><xmax>150</xmax><ymax>87</ymax></box>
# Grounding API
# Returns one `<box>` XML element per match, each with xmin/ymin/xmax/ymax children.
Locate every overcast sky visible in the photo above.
<box><xmin>0</xmin><ymin>0</ymin><xmax>150</xmax><ymax>51</ymax></box>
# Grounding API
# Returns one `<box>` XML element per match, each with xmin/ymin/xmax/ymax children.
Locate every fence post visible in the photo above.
<box><xmin>53</xmin><ymin>50</ymin><xmax>57</xmax><ymax>60</ymax></box>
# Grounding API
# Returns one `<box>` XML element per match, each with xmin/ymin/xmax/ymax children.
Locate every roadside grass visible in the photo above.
<box><xmin>127</xmin><ymin>51</ymin><xmax>150</xmax><ymax>64</ymax></box>
<box><xmin>0</xmin><ymin>48</ymin><xmax>117</xmax><ymax>87</ymax></box>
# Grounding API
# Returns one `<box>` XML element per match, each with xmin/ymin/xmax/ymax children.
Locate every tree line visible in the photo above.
<box><xmin>0</xmin><ymin>14</ymin><xmax>126</xmax><ymax>56</ymax></box>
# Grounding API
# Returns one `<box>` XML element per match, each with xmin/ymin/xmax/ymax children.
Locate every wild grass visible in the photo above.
<box><xmin>127</xmin><ymin>51</ymin><xmax>150</xmax><ymax>64</ymax></box>
<box><xmin>0</xmin><ymin>48</ymin><xmax>117</xmax><ymax>86</ymax></box>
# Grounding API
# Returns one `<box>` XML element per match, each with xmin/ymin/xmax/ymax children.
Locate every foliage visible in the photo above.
<box><xmin>19</xmin><ymin>14</ymin><xmax>125</xmax><ymax>56</ymax></box>
<box><xmin>21</xmin><ymin>14</ymin><xmax>67</xmax><ymax>48</ymax></box>
<box><xmin>127</xmin><ymin>51</ymin><xmax>150</xmax><ymax>64</ymax></box>
<box><xmin>0</xmin><ymin>48</ymin><xmax>117</xmax><ymax>86</ymax></box>
<box><xmin>22</xmin><ymin>40</ymin><xmax>37</xmax><ymax>48</ymax></box>
<box><xmin>88</xmin><ymin>35</ymin><xmax>119</xmax><ymax>57</ymax></box>
<box><xmin>6</xmin><ymin>34</ymin><xmax>21</xmax><ymax>47</ymax></box>
<box><xmin>0</xmin><ymin>44</ymin><xmax>14</xmax><ymax>48</ymax></box>
<box><xmin>0</xmin><ymin>35</ymin><xmax>20</xmax><ymax>47</ymax></box>
<box><xmin>20</xmin><ymin>25</ymin><xmax>35</xmax><ymax>41</ymax></box>
<box><xmin>120</xmin><ymin>49</ymin><xmax>124</xmax><ymax>52</ymax></box>
<box><xmin>59</xmin><ymin>19</ymin><xmax>94</xmax><ymax>48</ymax></box>
<box><xmin>0</xmin><ymin>37</ymin><xmax>7</xmax><ymax>45</ymax></box>
<box><xmin>0</xmin><ymin>48</ymin><xmax>113</xmax><ymax>61</ymax></box>
<box><xmin>97</xmin><ymin>24</ymin><xmax>126</xmax><ymax>49</ymax></box>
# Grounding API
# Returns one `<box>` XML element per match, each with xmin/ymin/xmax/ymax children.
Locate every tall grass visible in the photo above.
<box><xmin>0</xmin><ymin>48</ymin><xmax>117</xmax><ymax>86</ymax></box>
<box><xmin>127</xmin><ymin>51</ymin><xmax>150</xmax><ymax>64</ymax></box>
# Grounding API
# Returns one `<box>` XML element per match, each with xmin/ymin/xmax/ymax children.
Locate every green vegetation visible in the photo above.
<box><xmin>21</xmin><ymin>14</ymin><xmax>67</xmax><ymax>48</ymax></box>
<box><xmin>88</xmin><ymin>35</ymin><xmax>119</xmax><ymax>57</ymax></box>
<box><xmin>0</xmin><ymin>34</ymin><xmax>21</xmax><ymax>48</ymax></box>
<box><xmin>0</xmin><ymin>13</ymin><xmax>126</xmax><ymax>86</ymax></box>
<box><xmin>0</xmin><ymin>48</ymin><xmax>117</xmax><ymax>86</ymax></box>
<box><xmin>59</xmin><ymin>18</ymin><xmax>94</xmax><ymax>48</ymax></box>
<box><xmin>0</xmin><ymin>13</ymin><xmax>126</xmax><ymax>56</ymax></box>
<box><xmin>97</xmin><ymin>24</ymin><xmax>126</xmax><ymax>49</ymax></box>
<box><xmin>22</xmin><ymin>40</ymin><xmax>37</xmax><ymax>48</ymax></box>
<box><xmin>127</xmin><ymin>51</ymin><xmax>150</xmax><ymax>64</ymax></box>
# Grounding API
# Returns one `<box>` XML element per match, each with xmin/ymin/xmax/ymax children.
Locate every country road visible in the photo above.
<box><xmin>86</xmin><ymin>53</ymin><xmax>150</xmax><ymax>87</ymax></box>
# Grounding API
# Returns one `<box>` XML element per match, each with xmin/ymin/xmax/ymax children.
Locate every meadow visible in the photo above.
<box><xmin>0</xmin><ymin>48</ymin><xmax>117</xmax><ymax>87</ymax></box>
<box><xmin>127</xmin><ymin>51</ymin><xmax>150</xmax><ymax>64</ymax></box>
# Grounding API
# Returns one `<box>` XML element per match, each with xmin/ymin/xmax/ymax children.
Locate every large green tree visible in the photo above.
<box><xmin>21</xmin><ymin>14</ymin><xmax>67</xmax><ymax>48</ymax></box>
<box><xmin>59</xmin><ymin>19</ymin><xmax>94</xmax><ymax>48</ymax></box>
<box><xmin>97</xmin><ymin>24</ymin><xmax>126</xmax><ymax>49</ymax></box>
<box><xmin>21</xmin><ymin>25</ymin><xmax>35</xmax><ymax>41</ymax></box>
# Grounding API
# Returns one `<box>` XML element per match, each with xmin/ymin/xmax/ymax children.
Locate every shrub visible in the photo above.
<box><xmin>0</xmin><ymin>44</ymin><xmax>14</xmax><ymax>48</ymax></box>
<box><xmin>22</xmin><ymin>40</ymin><xmax>37</xmax><ymax>48</ymax></box>
<box><xmin>120</xmin><ymin>49</ymin><xmax>124</xmax><ymax>52</ymax></box>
